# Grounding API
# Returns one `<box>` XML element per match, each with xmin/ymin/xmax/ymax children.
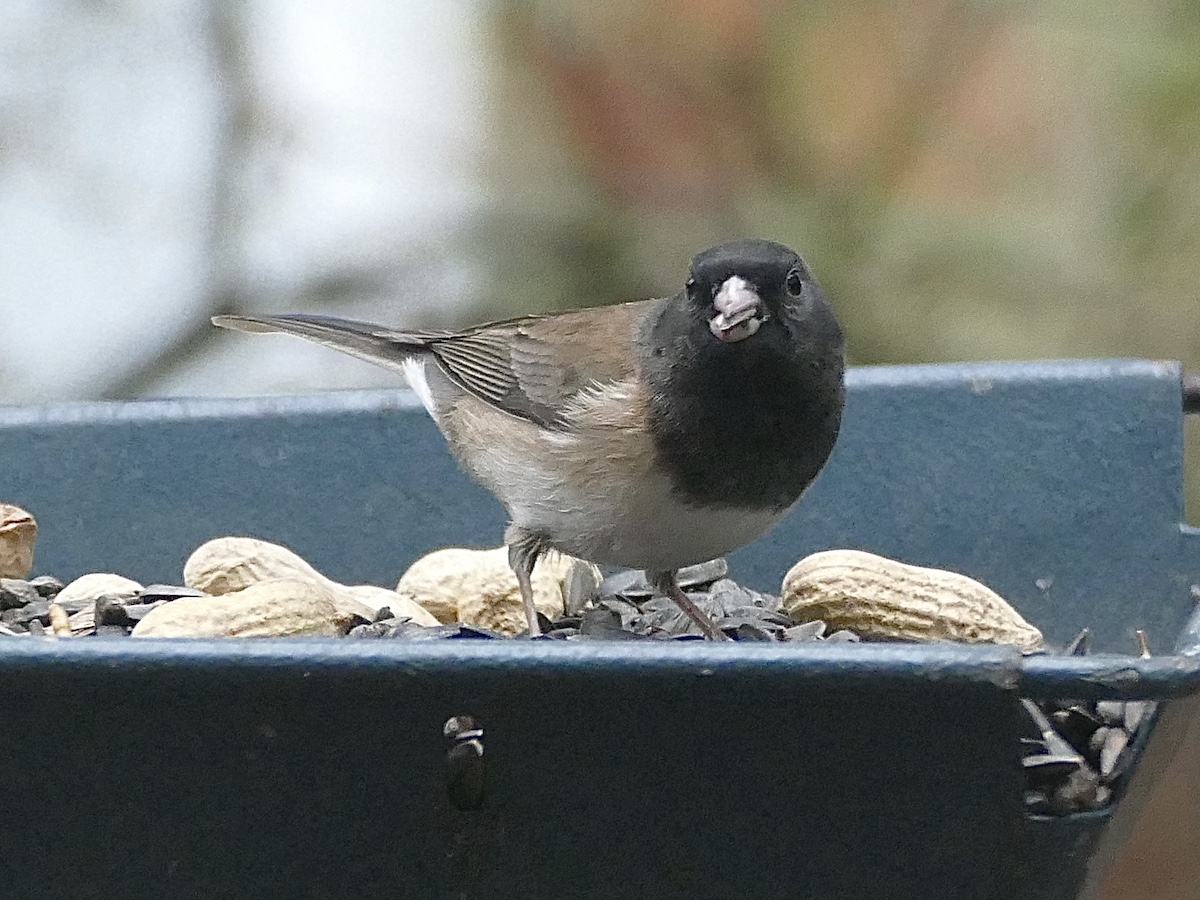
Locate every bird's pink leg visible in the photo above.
<box><xmin>651</xmin><ymin>570</ymin><xmax>729</xmax><ymax>641</ymax></box>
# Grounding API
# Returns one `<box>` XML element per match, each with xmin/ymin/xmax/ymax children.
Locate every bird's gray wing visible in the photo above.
<box><xmin>213</xmin><ymin>301</ymin><xmax>656</xmax><ymax>429</ymax></box>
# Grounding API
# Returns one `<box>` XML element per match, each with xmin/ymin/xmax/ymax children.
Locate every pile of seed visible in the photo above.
<box><xmin>1019</xmin><ymin>629</ymin><xmax>1155</xmax><ymax>816</ymax></box>
<box><xmin>352</xmin><ymin>558</ymin><xmax>862</xmax><ymax>643</ymax></box>
<box><xmin>1</xmin><ymin>576</ymin><xmax>202</xmax><ymax>637</ymax></box>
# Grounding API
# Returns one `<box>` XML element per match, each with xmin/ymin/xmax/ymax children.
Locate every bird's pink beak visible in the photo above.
<box><xmin>708</xmin><ymin>276</ymin><xmax>765</xmax><ymax>342</ymax></box>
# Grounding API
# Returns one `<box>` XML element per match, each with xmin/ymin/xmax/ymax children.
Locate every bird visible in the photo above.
<box><xmin>213</xmin><ymin>239</ymin><xmax>846</xmax><ymax>640</ymax></box>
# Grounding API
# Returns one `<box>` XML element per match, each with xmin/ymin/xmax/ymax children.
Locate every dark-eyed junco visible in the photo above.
<box><xmin>214</xmin><ymin>239</ymin><xmax>846</xmax><ymax>640</ymax></box>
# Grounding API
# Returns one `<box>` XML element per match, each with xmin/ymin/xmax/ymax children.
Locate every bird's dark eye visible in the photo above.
<box><xmin>785</xmin><ymin>269</ymin><xmax>804</xmax><ymax>297</ymax></box>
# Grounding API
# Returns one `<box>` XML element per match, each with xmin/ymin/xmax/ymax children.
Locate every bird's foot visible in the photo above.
<box><xmin>651</xmin><ymin>570</ymin><xmax>729</xmax><ymax>641</ymax></box>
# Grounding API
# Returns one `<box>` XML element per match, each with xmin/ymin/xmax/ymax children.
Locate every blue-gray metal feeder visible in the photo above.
<box><xmin>2</xmin><ymin>359</ymin><xmax>1199</xmax><ymax>899</ymax></box>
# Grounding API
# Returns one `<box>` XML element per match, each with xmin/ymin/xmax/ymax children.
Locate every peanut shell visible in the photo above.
<box><xmin>132</xmin><ymin>579</ymin><xmax>344</xmax><ymax>638</ymax></box>
<box><xmin>184</xmin><ymin>536</ymin><xmax>438</xmax><ymax>627</ymax></box>
<box><xmin>0</xmin><ymin>504</ymin><xmax>36</xmax><ymax>580</ymax></box>
<box><xmin>782</xmin><ymin>549</ymin><xmax>1043</xmax><ymax>652</ymax></box>
<box><xmin>396</xmin><ymin>546</ymin><xmax>599</xmax><ymax>635</ymax></box>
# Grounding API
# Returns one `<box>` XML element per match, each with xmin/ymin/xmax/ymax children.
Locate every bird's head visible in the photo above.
<box><xmin>686</xmin><ymin>239</ymin><xmax>830</xmax><ymax>347</ymax></box>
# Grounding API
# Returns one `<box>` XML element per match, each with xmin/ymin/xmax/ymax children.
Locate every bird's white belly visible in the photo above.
<box><xmin>538</xmin><ymin>483</ymin><xmax>786</xmax><ymax>571</ymax></box>
<box><xmin>484</xmin><ymin>442</ymin><xmax>788</xmax><ymax>571</ymax></box>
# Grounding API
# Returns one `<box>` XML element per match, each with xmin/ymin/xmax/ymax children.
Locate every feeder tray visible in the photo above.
<box><xmin>2</xmin><ymin>359</ymin><xmax>1199</xmax><ymax>899</ymax></box>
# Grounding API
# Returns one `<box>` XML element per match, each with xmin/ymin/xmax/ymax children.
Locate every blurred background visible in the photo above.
<box><xmin>1</xmin><ymin>1</ymin><xmax>1199</xmax><ymax>894</ymax></box>
<box><xmin>3</xmin><ymin>1</ymin><xmax>1200</xmax><ymax>469</ymax></box>
<box><xmin>6</xmin><ymin>0</ymin><xmax>1200</xmax><ymax>519</ymax></box>
<box><xmin>20</xmin><ymin>2</ymin><xmax>1200</xmax><ymax>521</ymax></box>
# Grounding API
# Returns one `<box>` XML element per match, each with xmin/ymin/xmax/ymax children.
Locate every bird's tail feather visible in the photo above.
<box><xmin>212</xmin><ymin>313</ymin><xmax>448</xmax><ymax>374</ymax></box>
